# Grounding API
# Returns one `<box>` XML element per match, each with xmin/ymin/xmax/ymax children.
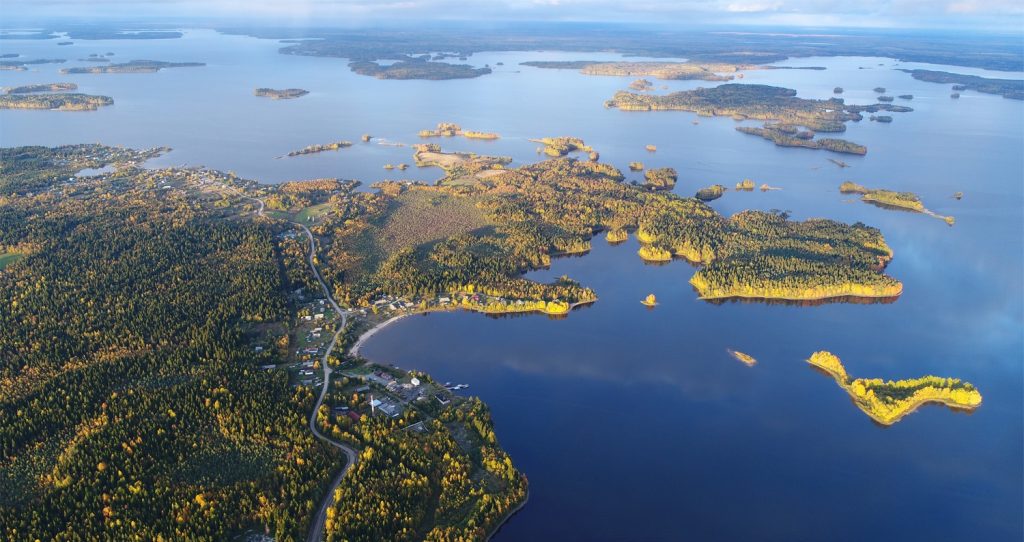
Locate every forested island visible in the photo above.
<box><xmin>60</xmin><ymin>59</ymin><xmax>205</xmax><ymax>74</ymax></box>
<box><xmin>0</xmin><ymin>92</ymin><xmax>113</xmax><ymax>111</ymax></box>
<box><xmin>531</xmin><ymin>136</ymin><xmax>593</xmax><ymax>157</ymax></box>
<box><xmin>349</xmin><ymin>59</ymin><xmax>491</xmax><ymax>80</ymax></box>
<box><xmin>605</xmin><ymin>84</ymin><xmax>910</xmax><ymax>134</ymax></box>
<box><xmin>0</xmin><ymin>144</ymin><xmax>526</xmax><ymax>541</ymax></box>
<box><xmin>254</xmin><ymin>87</ymin><xmax>309</xmax><ymax>99</ymax></box>
<box><xmin>286</xmin><ymin>141</ymin><xmax>352</xmax><ymax>156</ymax></box>
<box><xmin>696</xmin><ymin>184</ymin><xmax>726</xmax><ymax>201</ymax></box>
<box><xmin>0</xmin><ymin>58</ymin><xmax>66</xmax><ymax>71</ymax></box>
<box><xmin>899</xmin><ymin>69</ymin><xmax>1024</xmax><ymax>100</ymax></box>
<box><xmin>807</xmin><ymin>351</ymin><xmax>982</xmax><ymax>425</ymax></box>
<box><xmin>419</xmin><ymin>122</ymin><xmax>500</xmax><ymax>140</ymax></box>
<box><xmin>579</xmin><ymin>61</ymin><xmax>752</xmax><ymax>81</ymax></box>
<box><xmin>4</xmin><ymin>82</ymin><xmax>77</xmax><ymax>94</ymax></box>
<box><xmin>736</xmin><ymin>125</ymin><xmax>867</xmax><ymax>155</ymax></box>
<box><xmin>840</xmin><ymin>182</ymin><xmax>954</xmax><ymax>224</ymax></box>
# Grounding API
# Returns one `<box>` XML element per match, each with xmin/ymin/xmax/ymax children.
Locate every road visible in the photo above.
<box><xmin>295</xmin><ymin>222</ymin><xmax>358</xmax><ymax>542</ymax></box>
<box><xmin>229</xmin><ymin>185</ymin><xmax>357</xmax><ymax>542</ymax></box>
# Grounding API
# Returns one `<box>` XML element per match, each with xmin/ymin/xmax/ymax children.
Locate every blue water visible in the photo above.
<box><xmin>2</xmin><ymin>28</ymin><xmax>1022</xmax><ymax>542</ymax></box>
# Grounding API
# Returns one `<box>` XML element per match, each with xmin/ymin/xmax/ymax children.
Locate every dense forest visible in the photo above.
<box><xmin>348</xmin><ymin>59</ymin><xmax>491</xmax><ymax>80</ymax></box>
<box><xmin>318</xmin><ymin>367</ymin><xmax>526</xmax><ymax>542</ymax></box>
<box><xmin>0</xmin><ymin>146</ymin><xmax>344</xmax><ymax>541</ymax></box>
<box><xmin>606</xmin><ymin>84</ymin><xmax>911</xmax><ymax>136</ymax></box>
<box><xmin>0</xmin><ymin>93</ymin><xmax>113</xmax><ymax>111</ymax></box>
<box><xmin>4</xmin><ymin>82</ymin><xmax>77</xmax><ymax>94</ymax></box>
<box><xmin>59</xmin><ymin>60</ymin><xmax>204</xmax><ymax>74</ymax></box>
<box><xmin>900</xmin><ymin>69</ymin><xmax>1023</xmax><ymax>100</ymax></box>
<box><xmin>0</xmin><ymin>144</ymin><xmax>532</xmax><ymax>541</ymax></box>
<box><xmin>303</xmin><ymin>146</ymin><xmax>900</xmax><ymax>305</ymax></box>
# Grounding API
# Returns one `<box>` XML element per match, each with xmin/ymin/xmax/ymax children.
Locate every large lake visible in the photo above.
<box><xmin>2</xmin><ymin>29</ymin><xmax>1022</xmax><ymax>542</ymax></box>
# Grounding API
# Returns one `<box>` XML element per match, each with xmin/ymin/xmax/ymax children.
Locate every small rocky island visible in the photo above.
<box><xmin>286</xmin><ymin>141</ymin><xmax>352</xmax><ymax>156</ymax></box>
<box><xmin>254</xmin><ymin>87</ymin><xmax>309</xmax><ymax>99</ymax></box>
<box><xmin>419</xmin><ymin>122</ymin><xmax>499</xmax><ymax>140</ymax></box>
<box><xmin>696</xmin><ymin>184</ymin><xmax>726</xmax><ymax>201</ymax></box>
<box><xmin>728</xmin><ymin>349</ymin><xmax>757</xmax><ymax>366</ymax></box>
<box><xmin>807</xmin><ymin>351</ymin><xmax>982</xmax><ymax>425</ymax></box>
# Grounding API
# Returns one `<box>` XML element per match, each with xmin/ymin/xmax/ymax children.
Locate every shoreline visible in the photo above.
<box><xmin>485</xmin><ymin>487</ymin><xmax>530</xmax><ymax>542</ymax></box>
<box><xmin>349</xmin><ymin>313</ymin><xmax>409</xmax><ymax>356</ymax></box>
<box><xmin>697</xmin><ymin>286</ymin><xmax>903</xmax><ymax>303</ymax></box>
<box><xmin>349</xmin><ymin>298</ymin><xmax>598</xmax><ymax>356</ymax></box>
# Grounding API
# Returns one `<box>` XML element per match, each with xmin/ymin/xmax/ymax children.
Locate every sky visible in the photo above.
<box><xmin>4</xmin><ymin>0</ymin><xmax>1024</xmax><ymax>31</ymax></box>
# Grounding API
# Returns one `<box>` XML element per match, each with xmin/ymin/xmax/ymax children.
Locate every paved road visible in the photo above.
<box><xmin>295</xmin><ymin>223</ymin><xmax>358</xmax><ymax>542</ymax></box>
<box><xmin>228</xmin><ymin>185</ymin><xmax>356</xmax><ymax>542</ymax></box>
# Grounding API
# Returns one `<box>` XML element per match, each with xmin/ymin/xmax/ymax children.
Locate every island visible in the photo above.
<box><xmin>645</xmin><ymin>144</ymin><xmax>657</xmax><ymax>152</ymax></box>
<box><xmin>531</xmin><ymin>136</ymin><xmax>593</xmax><ymax>157</ymax></box>
<box><xmin>877</xmin><ymin>95</ymin><xmax>894</xmax><ymax>102</ymax></box>
<box><xmin>873</xmin><ymin>87</ymin><xmax>886</xmax><ymax>93</ymax></box>
<box><xmin>348</xmin><ymin>59</ymin><xmax>491</xmax><ymax>80</ymax></box>
<box><xmin>419</xmin><ymin>122</ymin><xmax>499</xmax><ymax>140</ymax></box>
<box><xmin>833</xmin><ymin>86</ymin><xmax>844</xmax><ymax>94</ymax></box>
<box><xmin>695</xmin><ymin>184</ymin><xmax>726</xmax><ymax>201</ymax></box>
<box><xmin>641</xmin><ymin>293</ymin><xmax>658</xmax><ymax>306</ymax></box>
<box><xmin>631</xmin><ymin>79</ymin><xmax>654</xmax><ymax>91</ymax></box>
<box><xmin>735</xmin><ymin>179</ymin><xmax>755</xmax><ymax>191</ymax></box>
<box><xmin>0</xmin><ymin>93</ymin><xmax>113</xmax><ymax>111</ymax></box>
<box><xmin>60</xmin><ymin>59</ymin><xmax>205</xmax><ymax>74</ymax></box>
<box><xmin>4</xmin><ymin>82</ymin><xmax>77</xmax><ymax>94</ymax></box>
<box><xmin>0</xmin><ymin>58</ymin><xmax>66</xmax><ymax>71</ymax></box>
<box><xmin>898</xmin><ymin>94</ymin><xmax>914</xmax><ymax>100</ymax></box>
<box><xmin>870</xmin><ymin>115</ymin><xmax>893</xmax><ymax>123</ymax></box>
<box><xmin>728</xmin><ymin>349</ymin><xmax>757</xmax><ymax>366</ymax></box>
<box><xmin>286</xmin><ymin>141</ymin><xmax>353</xmax><ymax>156</ymax></box>
<box><xmin>629</xmin><ymin>161</ymin><xmax>644</xmax><ymax>171</ymax></box>
<box><xmin>899</xmin><ymin>69</ymin><xmax>1023</xmax><ymax>100</ymax></box>
<box><xmin>840</xmin><ymin>182</ymin><xmax>954</xmax><ymax>224</ymax></box>
<box><xmin>807</xmin><ymin>351</ymin><xmax>982</xmax><ymax>425</ymax></box>
<box><xmin>605</xmin><ymin>84</ymin><xmax>911</xmax><ymax>133</ymax></box>
<box><xmin>643</xmin><ymin>167</ymin><xmax>677</xmax><ymax>190</ymax></box>
<box><xmin>736</xmin><ymin>125</ymin><xmax>868</xmax><ymax>155</ymax></box>
<box><xmin>254</xmin><ymin>87</ymin><xmax>309</xmax><ymax>99</ymax></box>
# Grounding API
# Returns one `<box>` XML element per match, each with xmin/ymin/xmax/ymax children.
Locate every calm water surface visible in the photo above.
<box><xmin>2</xmin><ymin>29</ymin><xmax>1021</xmax><ymax>542</ymax></box>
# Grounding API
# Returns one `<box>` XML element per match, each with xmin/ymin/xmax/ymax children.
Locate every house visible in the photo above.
<box><xmin>346</xmin><ymin>411</ymin><xmax>360</xmax><ymax>422</ymax></box>
<box><xmin>254</xmin><ymin>346</ymin><xmax>264</xmax><ymax>352</ymax></box>
<box><xmin>439</xmin><ymin>297</ymin><xmax>451</xmax><ymax>304</ymax></box>
<box><xmin>314</xmin><ymin>313</ymin><xmax>325</xmax><ymax>320</ymax></box>
<box><xmin>379</xmin><ymin>403</ymin><xmax>401</xmax><ymax>418</ymax></box>
<box><xmin>435</xmin><ymin>394</ymin><xmax>450</xmax><ymax>405</ymax></box>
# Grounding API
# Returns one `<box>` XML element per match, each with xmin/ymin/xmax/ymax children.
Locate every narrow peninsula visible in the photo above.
<box><xmin>807</xmin><ymin>351</ymin><xmax>982</xmax><ymax>425</ymax></box>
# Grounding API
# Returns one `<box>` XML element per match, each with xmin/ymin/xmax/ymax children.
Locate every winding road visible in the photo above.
<box><xmin>295</xmin><ymin>223</ymin><xmax>358</xmax><ymax>542</ymax></box>
<box><xmin>230</xmin><ymin>185</ymin><xmax>358</xmax><ymax>542</ymax></box>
